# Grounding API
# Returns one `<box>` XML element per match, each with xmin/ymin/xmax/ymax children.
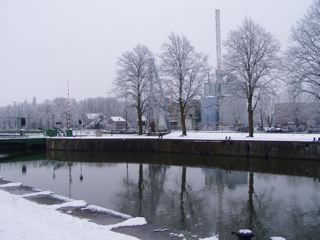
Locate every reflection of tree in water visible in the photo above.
<box><xmin>283</xmin><ymin>194</ymin><xmax>320</xmax><ymax>240</ymax></box>
<box><xmin>2</xmin><ymin>158</ymin><xmax>320</xmax><ymax>239</ymax></box>
<box><xmin>239</xmin><ymin>172</ymin><xmax>320</xmax><ymax>240</ymax></box>
<box><xmin>246</xmin><ymin>172</ymin><xmax>269</xmax><ymax>239</ymax></box>
<box><xmin>115</xmin><ymin>164</ymin><xmax>209</xmax><ymax>236</ymax></box>
<box><xmin>178</xmin><ymin>167</ymin><xmax>216</xmax><ymax>237</ymax></box>
<box><xmin>116</xmin><ymin>164</ymin><xmax>169</xmax><ymax>221</ymax></box>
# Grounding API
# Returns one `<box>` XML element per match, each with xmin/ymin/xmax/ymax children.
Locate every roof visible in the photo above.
<box><xmin>110</xmin><ymin>116</ymin><xmax>126</xmax><ymax>122</ymax></box>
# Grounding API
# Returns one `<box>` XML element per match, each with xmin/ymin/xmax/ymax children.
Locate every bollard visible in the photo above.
<box><xmin>232</xmin><ymin>229</ymin><xmax>254</xmax><ymax>240</ymax></box>
<box><xmin>22</xmin><ymin>165</ymin><xmax>27</xmax><ymax>174</ymax></box>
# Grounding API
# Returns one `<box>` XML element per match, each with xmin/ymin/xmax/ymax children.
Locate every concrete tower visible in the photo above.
<box><xmin>215</xmin><ymin>9</ymin><xmax>222</xmax><ymax>82</ymax></box>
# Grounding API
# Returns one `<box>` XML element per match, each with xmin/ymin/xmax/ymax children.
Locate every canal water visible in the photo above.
<box><xmin>0</xmin><ymin>151</ymin><xmax>320</xmax><ymax>240</ymax></box>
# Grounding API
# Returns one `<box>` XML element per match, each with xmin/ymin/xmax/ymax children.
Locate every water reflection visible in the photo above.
<box><xmin>0</xmin><ymin>151</ymin><xmax>320</xmax><ymax>239</ymax></box>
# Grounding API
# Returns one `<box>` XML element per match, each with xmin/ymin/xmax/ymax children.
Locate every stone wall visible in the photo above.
<box><xmin>46</xmin><ymin>138</ymin><xmax>320</xmax><ymax>161</ymax></box>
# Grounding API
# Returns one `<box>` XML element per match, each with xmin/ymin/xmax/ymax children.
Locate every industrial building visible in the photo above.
<box><xmin>201</xmin><ymin>9</ymin><xmax>247</xmax><ymax>131</ymax></box>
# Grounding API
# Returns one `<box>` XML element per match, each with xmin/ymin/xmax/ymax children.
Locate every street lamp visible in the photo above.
<box><xmin>12</xmin><ymin>101</ymin><xmax>19</xmax><ymax>130</ymax></box>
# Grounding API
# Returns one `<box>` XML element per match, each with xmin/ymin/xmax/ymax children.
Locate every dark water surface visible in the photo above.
<box><xmin>1</xmin><ymin>151</ymin><xmax>320</xmax><ymax>240</ymax></box>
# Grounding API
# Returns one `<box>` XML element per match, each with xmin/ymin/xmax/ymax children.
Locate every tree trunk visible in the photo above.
<box><xmin>259</xmin><ymin>110</ymin><xmax>264</xmax><ymax>130</ymax></box>
<box><xmin>137</xmin><ymin>98</ymin><xmax>143</xmax><ymax>135</ymax></box>
<box><xmin>248</xmin><ymin>101</ymin><xmax>254</xmax><ymax>137</ymax></box>
<box><xmin>266</xmin><ymin>115</ymin><xmax>273</xmax><ymax>127</ymax></box>
<box><xmin>179</xmin><ymin>101</ymin><xmax>187</xmax><ymax>136</ymax></box>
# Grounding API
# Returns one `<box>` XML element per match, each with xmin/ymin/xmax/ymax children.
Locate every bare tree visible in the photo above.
<box><xmin>114</xmin><ymin>44</ymin><xmax>154</xmax><ymax>135</ymax></box>
<box><xmin>160</xmin><ymin>33</ymin><xmax>209</xmax><ymax>136</ymax></box>
<box><xmin>223</xmin><ymin>19</ymin><xmax>281</xmax><ymax>137</ymax></box>
<box><xmin>286</xmin><ymin>0</ymin><xmax>320</xmax><ymax>101</ymax></box>
<box><xmin>258</xmin><ymin>91</ymin><xmax>278</xmax><ymax>129</ymax></box>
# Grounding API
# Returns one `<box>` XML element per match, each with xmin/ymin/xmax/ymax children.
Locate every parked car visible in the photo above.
<box><xmin>266</xmin><ymin>127</ymin><xmax>283</xmax><ymax>133</ymax></box>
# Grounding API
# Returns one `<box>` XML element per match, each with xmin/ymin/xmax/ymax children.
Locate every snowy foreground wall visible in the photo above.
<box><xmin>46</xmin><ymin>138</ymin><xmax>320</xmax><ymax>160</ymax></box>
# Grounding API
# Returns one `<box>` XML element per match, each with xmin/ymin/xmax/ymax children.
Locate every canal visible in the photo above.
<box><xmin>0</xmin><ymin>151</ymin><xmax>320</xmax><ymax>240</ymax></box>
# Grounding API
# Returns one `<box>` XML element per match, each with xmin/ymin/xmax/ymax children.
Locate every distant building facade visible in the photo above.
<box><xmin>167</xmin><ymin>99</ymin><xmax>202</xmax><ymax>131</ymax></box>
<box><xmin>274</xmin><ymin>102</ymin><xmax>320</xmax><ymax>129</ymax></box>
<box><xmin>108</xmin><ymin>116</ymin><xmax>127</xmax><ymax>131</ymax></box>
<box><xmin>201</xmin><ymin>75</ymin><xmax>247</xmax><ymax>130</ymax></box>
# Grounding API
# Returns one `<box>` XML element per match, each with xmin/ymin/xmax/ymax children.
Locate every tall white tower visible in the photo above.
<box><xmin>215</xmin><ymin>9</ymin><xmax>222</xmax><ymax>82</ymax></box>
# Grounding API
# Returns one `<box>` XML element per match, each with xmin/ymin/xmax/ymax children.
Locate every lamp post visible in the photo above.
<box><xmin>12</xmin><ymin>101</ymin><xmax>19</xmax><ymax>130</ymax></box>
<box><xmin>125</xmin><ymin>92</ymin><xmax>128</xmax><ymax>133</ymax></box>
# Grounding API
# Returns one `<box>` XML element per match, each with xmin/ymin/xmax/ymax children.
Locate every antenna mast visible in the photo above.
<box><xmin>67</xmin><ymin>80</ymin><xmax>70</xmax><ymax>129</ymax></box>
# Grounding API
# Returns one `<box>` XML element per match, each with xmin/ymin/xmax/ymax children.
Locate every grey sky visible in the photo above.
<box><xmin>0</xmin><ymin>0</ymin><xmax>313</xmax><ymax>106</ymax></box>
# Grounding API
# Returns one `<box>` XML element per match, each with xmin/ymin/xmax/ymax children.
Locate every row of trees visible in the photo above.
<box><xmin>115</xmin><ymin>0</ymin><xmax>320</xmax><ymax>137</ymax></box>
<box><xmin>114</xmin><ymin>34</ymin><xmax>209</xmax><ymax>135</ymax></box>
<box><xmin>0</xmin><ymin>97</ymin><xmax>129</xmax><ymax>130</ymax></box>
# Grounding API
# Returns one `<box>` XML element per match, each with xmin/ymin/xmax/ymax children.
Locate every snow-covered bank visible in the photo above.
<box><xmin>58</xmin><ymin>131</ymin><xmax>320</xmax><ymax>142</ymax></box>
<box><xmin>164</xmin><ymin>131</ymin><xmax>319</xmax><ymax>142</ymax></box>
<box><xmin>0</xmin><ymin>189</ymin><xmax>144</xmax><ymax>240</ymax></box>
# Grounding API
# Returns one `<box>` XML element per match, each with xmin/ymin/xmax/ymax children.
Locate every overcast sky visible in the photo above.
<box><xmin>0</xmin><ymin>0</ymin><xmax>313</xmax><ymax>106</ymax></box>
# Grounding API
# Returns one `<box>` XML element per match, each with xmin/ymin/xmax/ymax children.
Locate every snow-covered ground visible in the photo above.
<box><xmin>0</xmin><ymin>189</ymin><xmax>145</xmax><ymax>240</ymax></box>
<box><xmin>66</xmin><ymin>131</ymin><xmax>320</xmax><ymax>142</ymax></box>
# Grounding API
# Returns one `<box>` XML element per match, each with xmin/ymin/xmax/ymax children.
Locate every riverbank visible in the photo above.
<box><xmin>0</xmin><ymin>177</ymin><xmax>219</xmax><ymax>240</ymax></box>
<box><xmin>0</xmin><ymin>179</ymin><xmax>146</xmax><ymax>240</ymax></box>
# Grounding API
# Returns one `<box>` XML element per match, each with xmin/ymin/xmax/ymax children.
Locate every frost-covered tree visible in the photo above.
<box><xmin>160</xmin><ymin>33</ymin><xmax>209</xmax><ymax>136</ymax></box>
<box><xmin>286</xmin><ymin>0</ymin><xmax>320</xmax><ymax>101</ymax></box>
<box><xmin>223</xmin><ymin>19</ymin><xmax>281</xmax><ymax>137</ymax></box>
<box><xmin>257</xmin><ymin>91</ymin><xmax>278</xmax><ymax>128</ymax></box>
<box><xmin>114</xmin><ymin>44</ymin><xmax>155</xmax><ymax>135</ymax></box>
<box><xmin>0</xmin><ymin>97</ymin><xmax>127</xmax><ymax>130</ymax></box>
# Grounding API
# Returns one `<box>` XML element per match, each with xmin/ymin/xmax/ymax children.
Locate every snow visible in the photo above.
<box><xmin>108</xmin><ymin>217</ymin><xmax>147</xmax><ymax>230</ymax></box>
<box><xmin>164</xmin><ymin>131</ymin><xmax>319</xmax><ymax>142</ymax></box>
<box><xmin>238</xmin><ymin>229</ymin><xmax>253</xmax><ymax>234</ymax></box>
<box><xmin>153</xmin><ymin>228</ymin><xmax>169</xmax><ymax>232</ymax></box>
<box><xmin>22</xmin><ymin>191</ymin><xmax>53</xmax><ymax>197</ymax></box>
<box><xmin>0</xmin><ymin>182</ymin><xmax>22</xmax><ymax>187</ymax></box>
<box><xmin>110</xmin><ymin>116</ymin><xmax>126</xmax><ymax>122</ymax></box>
<box><xmin>51</xmin><ymin>200</ymin><xmax>88</xmax><ymax>209</ymax></box>
<box><xmin>270</xmin><ymin>237</ymin><xmax>286</xmax><ymax>240</ymax></box>
<box><xmin>83</xmin><ymin>204</ymin><xmax>131</xmax><ymax>219</ymax></box>
<box><xmin>0</xmin><ymin>189</ymin><xmax>141</xmax><ymax>240</ymax></box>
<box><xmin>199</xmin><ymin>236</ymin><xmax>219</xmax><ymax>240</ymax></box>
<box><xmin>55</xmin><ymin>131</ymin><xmax>319</xmax><ymax>142</ymax></box>
<box><xmin>51</xmin><ymin>193</ymin><xmax>73</xmax><ymax>202</ymax></box>
<box><xmin>169</xmin><ymin>232</ymin><xmax>185</xmax><ymax>238</ymax></box>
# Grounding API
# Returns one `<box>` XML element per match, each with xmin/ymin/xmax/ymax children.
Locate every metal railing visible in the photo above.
<box><xmin>0</xmin><ymin>130</ymin><xmax>45</xmax><ymax>139</ymax></box>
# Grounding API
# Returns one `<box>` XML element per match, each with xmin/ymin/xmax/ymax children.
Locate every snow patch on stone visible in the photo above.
<box><xmin>199</xmin><ymin>236</ymin><xmax>219</xmax><ymax>240</ymax></box>
<box><xmin>108</xmin><ymin>217</ymin><xmax>147</xmax><ymax>230</ymax></box>
<box><xmin>239</xmin><ymin>229</ymin><xmax>253</xmax><ymax>234</ymax></box>
<box><xmin>0</xmin><ymin>189</ymin><xmax>140</xmax><ymax>240</ymax></box>
<box><xmin>82</xmin><ymin>204</ymin><xmax>131</xmax><ymax>219</ymax></box>
<box><xmin>270</xmin><ymin>237</ymin><xmax>286</xmax><ymax>240</ymax></box>
<box><xmin>22</xmin><ymin>191</ymin><xmax>53</xmax><ymax>197</ymax></box>
<box><xmin>153</xmin><ymin>228</ymin><xmax>168</xmax><ymax>232</ymax></box>
<box><xmin>0</xmin><ymin>182</ymin><xmax>22</xmax><ymax>187</ymax></box>
<box><xmin>51</xmin><ymin>200</ymin><xmax>87</xmax><ymax>209</ymax></box>
<box><xmin>51</xmin><ymin>194</ymin><xmax>73</xmax><ymax>202</ymax></box>
<box><xmin>169</xmin><ymin>232</ymin><xmax>184</xmax><ymax>238</ymax></box>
